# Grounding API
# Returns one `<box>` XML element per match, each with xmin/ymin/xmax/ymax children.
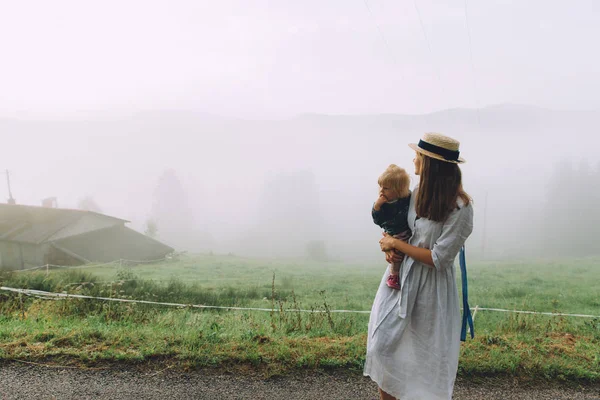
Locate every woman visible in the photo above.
<box><xmin>364</xmin><ymin>132</ymin><xmax>474</xmax><ymax>400</ymax></box>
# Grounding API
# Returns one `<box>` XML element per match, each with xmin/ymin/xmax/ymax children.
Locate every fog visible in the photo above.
<box><xmin>1</xmin><ymin>1</ymin><xmax>599</xmax><ymax>262</ymax></box>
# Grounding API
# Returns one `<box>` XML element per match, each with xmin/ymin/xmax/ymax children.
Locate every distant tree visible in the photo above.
<box><xmin>306</xmin><ymin>240</ymin><xmax>328</xmax><ymax>262</ymax></box>
<box><xmin>77</xmin><ymin>196</ymin><xmax>103</xmax><ymax>213</ymax></box>
<box><xmin>573</xmin><ymin>159</ymin><xmax>599</xmax><ymax>255</ymax></box>
<box><xmin>542</xmin><ymin>158</ymin><xmax>600</xmax><ymax>257</ymax></box>
<box><xmin>542</xmin><ymin>160</ymin><xmax>573</xmax><ymax>255</ymax></box>
<box><xmin>251</xmin><ymin>170</ymin><xmax>323</xmax><ymax>257</ymax></box>
<box><xmin>150</xmin><ymin>169</ymin><xmax>194</xmax><ymax>248</ymax></box>
<box><xmin>144</xmin><ymin>219</ymin><xmax>158</xmax><ymax>238</ymax></box>
<box><xmin>594</xmin><ymin>160</ymin><xmax>600</xmax><ymax>207</ymax></box>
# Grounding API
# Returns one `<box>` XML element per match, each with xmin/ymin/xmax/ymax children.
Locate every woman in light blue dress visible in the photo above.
<box><xmin>364</xmin><ymin>133</ymin><xmax>474</xmax><ymax>400</ymax></box>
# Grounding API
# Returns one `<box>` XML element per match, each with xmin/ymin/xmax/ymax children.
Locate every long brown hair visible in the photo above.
<box><xmin>415</xmin><ymin>154</ymin><xmax>471</xmax><ymax>222</ymax></box>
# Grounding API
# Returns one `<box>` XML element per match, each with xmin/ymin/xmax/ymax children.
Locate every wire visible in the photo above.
<box><xmin>463</xmin><ymin>0</ymin><xmax>482</xmax><ymax>128</ymax></box>
<box><xmin>363</xmin><ymin>0</ymin><xmax>398</xmax><ymax>65</ymax></box>
<box><xmin>361</xmin><ymin>0</ymin><xmax>434</xmax><ymax>128</ymax></box>
<box><xmin>412</xmin><ymin>0</ymin><xmax>450</xmax><ymax>126</ymax></box>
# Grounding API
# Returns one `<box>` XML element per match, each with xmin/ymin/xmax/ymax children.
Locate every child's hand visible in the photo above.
<box><xmin>374</xmin><ymin>193</ymin><xmax>387</xmax><ymax>210</ymax></box>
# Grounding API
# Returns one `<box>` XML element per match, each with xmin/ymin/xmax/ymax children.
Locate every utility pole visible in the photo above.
<box><xmin>6</xmin><ymin>170</ymin><xmax>16</xmax><ymax>205</ymax></box>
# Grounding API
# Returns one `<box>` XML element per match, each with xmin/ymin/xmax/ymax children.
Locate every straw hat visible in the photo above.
<box><xmin>408</xmin><ymin>132</ymin><xmax>466</xmax><ymax>164</ymax></box>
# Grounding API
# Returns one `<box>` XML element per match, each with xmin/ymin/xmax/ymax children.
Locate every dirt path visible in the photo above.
<box><xmin>1</xmin><ymin>363</ymin><xmax>599</xmax><ymax>400</ymax></box>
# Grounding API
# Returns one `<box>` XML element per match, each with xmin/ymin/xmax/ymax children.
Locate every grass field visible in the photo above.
<box><xmin>0</xmin><ymin>254</ymin><xmax>598</xmax><ymax>381</ymax></box>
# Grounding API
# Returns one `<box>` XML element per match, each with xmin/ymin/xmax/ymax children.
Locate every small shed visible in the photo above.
<box><xmin>0</xmin><ymin>203</ymin><xmax>174</xmax><ymax>270</ymax></box>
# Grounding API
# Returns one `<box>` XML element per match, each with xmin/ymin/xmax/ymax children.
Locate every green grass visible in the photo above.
<box><xmin>0</xmin><ymin>255</ymin><xmax>599</xmax><ymax>381</ymax></box>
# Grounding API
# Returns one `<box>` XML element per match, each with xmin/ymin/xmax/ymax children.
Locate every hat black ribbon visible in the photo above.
<box><xmin>418</xmin><ymin>140</ymin><xmax>460</xmax><ymax>161</ymax></box>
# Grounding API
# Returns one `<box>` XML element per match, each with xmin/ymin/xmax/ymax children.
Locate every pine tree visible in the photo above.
<box><xmin>150</xmin><ymin>169</ymin><xmax>194</xmax><ymax>249</ymax></box>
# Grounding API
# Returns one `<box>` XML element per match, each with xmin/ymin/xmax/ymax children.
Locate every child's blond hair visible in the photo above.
<box><xmin>378</xmin><ymin>164</ymin><xmax>410</xmax><ymax>198</ymax></box>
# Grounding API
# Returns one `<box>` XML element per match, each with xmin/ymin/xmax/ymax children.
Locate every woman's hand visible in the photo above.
<box><xmin>379</xmin><ymin>233</ymin><xmax>397</xmax><ymax>252</ymax></box>
<box><xmin>385</xmin><ymin>250</ymin><xmax>403</xmax><ymax>264</ymax></box>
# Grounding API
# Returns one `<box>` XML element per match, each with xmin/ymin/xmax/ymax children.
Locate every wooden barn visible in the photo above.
<box><xmin>0</xmin><ymin>203</ymin><xmax>174</xmax><ymax>270</ymax></box>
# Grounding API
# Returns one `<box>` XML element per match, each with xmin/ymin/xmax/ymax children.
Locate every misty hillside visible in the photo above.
<box><xmin>2</xmin><ymin>104</ymin><xmax>599</xmax><ymax>261</ymax></box>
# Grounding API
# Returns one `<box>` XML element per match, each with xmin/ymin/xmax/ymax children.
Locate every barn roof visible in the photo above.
<box><xmin>52</xmin><ymin>225</ymin><xmax>174</xmax><ymax>263</ymax></box>
<box><xmin>0</xmin><ymin>203</ymin><xmax>128</xmax><ymax>244</ymax></box>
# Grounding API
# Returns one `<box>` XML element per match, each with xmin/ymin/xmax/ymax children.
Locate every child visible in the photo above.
<box><xmin>372</xmin><ymin>164</ymin><xmax>412</xmax><ymax>290</ymax></box>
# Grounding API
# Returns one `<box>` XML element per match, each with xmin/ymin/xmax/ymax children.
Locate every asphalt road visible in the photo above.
<box><xmin>1</xmin><ymin>363</ymin><xmax>599</xmax><ymax>400</ymax></box>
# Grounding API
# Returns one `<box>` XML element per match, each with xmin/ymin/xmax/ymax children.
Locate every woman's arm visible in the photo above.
<box><xmin>380</xmin><ymin>204</ymin><xmax>474</xmax><ymax>270</ymax></box>
<box><xmin>380</xmin><ymin>234</ymin><xmax>434</xmax><ymax>267</ymax></box>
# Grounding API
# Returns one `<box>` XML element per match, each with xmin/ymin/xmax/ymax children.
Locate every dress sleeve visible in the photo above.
<box><xmin>431</xmin><ymin>203</ymin><xmax>474</xmax><ymax>271</ymax></box>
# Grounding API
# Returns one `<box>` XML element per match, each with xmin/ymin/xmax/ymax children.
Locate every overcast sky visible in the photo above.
<box><xmin>1</xmin><ymin>0</ymin><xmax>598</xmax><ymax>118</ymax></box>
<box><xmin>1</xmin><ymin>1</ymin><xmax>599</xmax><ymax>261</ymax></box>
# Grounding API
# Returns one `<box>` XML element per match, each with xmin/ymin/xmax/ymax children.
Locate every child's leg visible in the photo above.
<box><xmin>386</xmin><ymin>230</ymin><xmax>411</xmax><ymax>290</ymax></box>
<box><xmin>386</xmin><ymin>249</ymin><xmax>404</xmax><ymax>290</ymax></box>
<box><xmin>391</xmin><ymin>230</ymin><xmax>411</xmax><ymax>271</ymax></box>
<box><xmin>394</xmin><ymin>229</ymin><xmax>412</xmax><ymax>243</ymax></box>
<box><xmin>386</xmin><ymin>262</ymin><xmax>401</xmax><ymax>290</ymax></box>
<box><xmin>389</xmin><ymin>259</ymin><xmax>403</xmax><ymax>275</ymax></box>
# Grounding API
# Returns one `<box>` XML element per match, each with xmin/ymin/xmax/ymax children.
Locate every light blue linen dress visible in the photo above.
<box><xmin>364</xmin><ymin>187</ymin><xmax>474</xmax><ymax>400</ymax></box>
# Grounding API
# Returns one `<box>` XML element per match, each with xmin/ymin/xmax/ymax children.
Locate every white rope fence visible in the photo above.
<box><xmin>469</xmin><ymin>307</ymin><xmax>599</xmax><ymax>319</ymax></box>
<box><xmin>10</xmin><ymin>257</ymin><xmax>173</xmax><ymax>274</ymax></box>
<box><xmin>1</xmin><ymin>286</ymin><xmax>599</xmax><ymax>319</ymax></box>
<box><xmin>0</xmin><ymin>286</ymin><xmax>369</xmax><ymax>313</ymax></box>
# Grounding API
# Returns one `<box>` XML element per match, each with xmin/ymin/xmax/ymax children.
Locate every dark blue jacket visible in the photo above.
<box><xmin>372</xmin><ymin>194</ymin><xmax>411</xmax><ymax>236</ymax></box>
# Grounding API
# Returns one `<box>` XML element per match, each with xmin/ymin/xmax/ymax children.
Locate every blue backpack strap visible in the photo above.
<box><xmin>459</xmin><ymin>246</ymin><xmax>474</xmax><ymax>341</ymax></box>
